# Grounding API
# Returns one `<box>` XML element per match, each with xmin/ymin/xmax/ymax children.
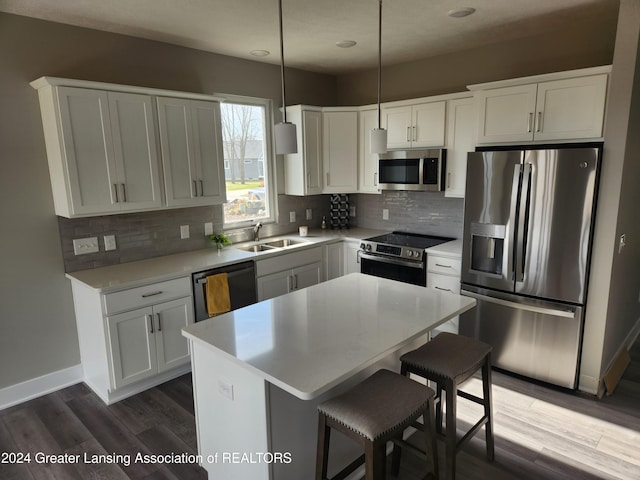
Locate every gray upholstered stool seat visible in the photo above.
<box><xmin>398</xmin><ymin>332</ymin><xmax>494</xmax><ymax>480</ymax></box>
<box><xmin>316</xmin><ymin>369</ymin><xmax>438</xmax><ymax>480</ymax></box>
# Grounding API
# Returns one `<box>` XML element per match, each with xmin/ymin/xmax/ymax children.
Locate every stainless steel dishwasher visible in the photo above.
<box><xmin>192</xmin><ymin>261</ymin><xmax>257</xmax><ymax>321</ymax></box>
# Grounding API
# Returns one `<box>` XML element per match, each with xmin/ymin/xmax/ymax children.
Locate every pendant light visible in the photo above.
<box><xmin>274</xmin><ymin>0</ymin><xmax>298</xmax><ymax>154</ymax></box>
<box><xmin>370</xmin><ymin>0</ymin><xmax>387</xmax><ymax>154</ymax></box>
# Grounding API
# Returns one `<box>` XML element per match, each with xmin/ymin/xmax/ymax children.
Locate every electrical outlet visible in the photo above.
<box><xmin>204</xmin><ymin>222</ymin><xmax>213</xmax><ymax>236</ymax></box>
<box><xmin>306</xmin><ymin>209</ymin><xmax>312</xmax><ymax>220</ymax></box>
<box><xmin>382</xmin><ymin>209</ymin><xmax>389</xmax><ymax>220</ymax></box>
<box><xmin>73</xmin><ymin>237</ymin><xmax>99</xmax><ymax>255</ymax></box>
<box><xmin>180</xmin><ymin>225</ymin><xmax>190</xmax><ymax>239</ymax></box>
<box><xmin>104</xmin><ymin>235</ymin><xmax>117</xmax><ymax>251</ymax></box>
<box><xmin>350</xmin><ymin>206</ymin><xmax>356</xmax><ymax>217</ymax></box>
<box><xmin>289</xmin><ymin>211</ymin><xmax>296</xmax><ymax>223</ymax></box>
<box><xmin>218</xmin><ymin>379</ymin><xmax>234</xmax><ymax>400</ymax></box>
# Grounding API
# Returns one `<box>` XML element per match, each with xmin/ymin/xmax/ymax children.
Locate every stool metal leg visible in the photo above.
<box><xmin>482</xmin><ymin>355</ymin><xmax>495</xmax><ymax>462</ymax></box>
<box><xmin>316</xmin><ymin>413</ymin><xmax>330</xmax><ymax>480</ymax></box>
<box><xmin>424</xmin><ymin>396</ymin><xmax>439</xmax><ymax>479</ymax></box>
<box><xmin>444</xmin><ymin>380</ymin><xmax>457</xmax><ymax>480</ymax></box>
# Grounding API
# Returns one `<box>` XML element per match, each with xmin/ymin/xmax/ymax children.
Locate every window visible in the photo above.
<box><xmin>218</xmin><ymin>97</ymin><xmax>275</xmax><ymax>228</ymax></box>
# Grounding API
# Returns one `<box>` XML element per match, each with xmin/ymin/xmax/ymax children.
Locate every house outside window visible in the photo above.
<box><xmin>218</xmin><ymin>97</ymin><xmax>276</xmax><ymax>228</ymax></box>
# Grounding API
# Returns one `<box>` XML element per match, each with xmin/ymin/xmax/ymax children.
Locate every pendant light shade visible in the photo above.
<box><xmin>275</xmin><ymin>0</ymin><xmax>298</xmax><ymax>154</ymax></box>
<box><xmin>370</xmin><ymin>0</ymin><xmax>387</xmax><ymax>154</ymax></box>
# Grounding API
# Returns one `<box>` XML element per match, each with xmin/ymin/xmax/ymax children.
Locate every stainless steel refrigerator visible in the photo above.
<box><xmin>459</xmin><ymin>144</ymin><xmax>601</xmax><ymax>389</ymax></box>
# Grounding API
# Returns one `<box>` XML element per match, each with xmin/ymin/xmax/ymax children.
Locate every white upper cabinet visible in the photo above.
<box><xmin>444</xmin><ymin>97</ymin><xmax>477</xmax><ymax>198</ymax></box>
<box><xmin>34</xmin><ymin>85</ymin><xmax>162</xmax><ymax>217</ymax></box>
<box><xmin>358</xmin><ymin>108</ymin><xmax>381</xmax><ymax>194</ymax></box>
<box><xmin>322</xmin><ymin>110</ymin><xmax>358</xmax><ymax>194</ymax></box>
<box><xmin>475</xmin><ymin>72</ymin><xmax>608</xmax><ymax>144</ymax></box>
<box><xmin>284</xmin><ymin>106</ymin><xmax>323</xmax><ymax>196</ymax></box>
<box><xmin>382</xmin><ymin>101</ymin><xmax>446</xmax><ymax>149</ymax></box>
<box><xmin>157</xmin><ymin>97</ymin><xmax>226</xmax><ymax>206</ymax></box>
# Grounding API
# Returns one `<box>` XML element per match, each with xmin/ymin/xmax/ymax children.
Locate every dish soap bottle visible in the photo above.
<box><xmin>321</xmin><ymin>216</ymin><xmax>327</xmax><ymax>229</ymax></box>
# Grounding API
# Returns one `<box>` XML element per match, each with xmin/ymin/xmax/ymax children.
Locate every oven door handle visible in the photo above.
<box><xmin>359</xmin><ymin>252</ymin><xmax>424</xmax><ymax>269</ymax></box>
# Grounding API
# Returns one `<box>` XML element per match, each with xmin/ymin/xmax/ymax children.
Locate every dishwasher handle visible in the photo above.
<box><xmin>194</xmin><ymin>262</ymin><xmax>256</xmax><ymax>284</ymax></box>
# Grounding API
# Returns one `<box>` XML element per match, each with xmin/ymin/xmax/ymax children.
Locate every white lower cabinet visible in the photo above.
<box><xmin>70</xmin><ymin>276</ymin><xmax>193</xmax><ymax>404</ymax></box>
<box><xmin>343</xmin><ymin>240</ymin><xmax>362</xmax><ymax>275</ymax></box>
<box><xmin>107</xmin><ymin>297</ymin><xmax>193</xmax><ymax>389</ymax></box>
<box><xmin>256</xmin><ymin>247</ymin><xmax>324</xmax><ymax>301</ymax></box>
<box><xmin>324</xmin><ymin>242</ymin><xmax>344</xmax><ymax>281</ymax></box>
<box><xmin>427</xmin><ymin>253</ymin><xmax>462</xmax><ymax>336</ymax></box>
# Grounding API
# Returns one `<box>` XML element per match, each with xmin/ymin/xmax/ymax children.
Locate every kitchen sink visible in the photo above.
<box><xmin>236</xmin><ymin>238</ymin><xmax>309</xmax><ymax>252</ymax></box>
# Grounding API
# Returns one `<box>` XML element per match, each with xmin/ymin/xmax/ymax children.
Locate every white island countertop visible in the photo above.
<box><xmin>182</xmin><ymin>272</ymin><xmax>476</xmax><ymax>400</ymax></box>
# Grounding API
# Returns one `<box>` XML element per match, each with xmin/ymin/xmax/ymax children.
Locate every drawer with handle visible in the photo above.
<box><xmin>427</xmin><ymin>272</ymin><xmax>461</xmax><ymax>294</ymax></box>
<box><xmin>426</xmin><ymin>255</ymin><xmax>462</xmax><ymax>276</ymax></box>
<box><xmin>103</xmin><ymin>276</ymin><xmax>191</xmax><ymax>315</ymax></box>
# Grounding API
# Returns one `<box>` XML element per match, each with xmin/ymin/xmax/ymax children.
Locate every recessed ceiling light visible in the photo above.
<box><xmin>250</xmin><ymin>49</ymin><xmax>270</xmax><ymax>57</ymax></box>
<box><xmin>336</xmin><ymin>40</ymin><xmax>357</xmax><ymax>48</ymax></box>
<box><xmin>448</xmin><ymin>7</ymin><xmax>476</xmax><ymax>18</ymax></box>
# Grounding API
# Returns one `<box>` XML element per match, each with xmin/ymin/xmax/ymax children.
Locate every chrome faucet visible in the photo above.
<box><xmin>253</xmin><ymin>222</ymin><xmax>263</xmax><ymax>242</ymax></box>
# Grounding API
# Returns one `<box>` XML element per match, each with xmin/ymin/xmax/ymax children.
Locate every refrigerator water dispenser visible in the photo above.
<box><xmin>470</xmin><ymin>223</ymin><xmax>506</xmax><ymax>275</ymax></box>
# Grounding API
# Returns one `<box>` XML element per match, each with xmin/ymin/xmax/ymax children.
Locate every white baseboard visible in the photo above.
<box><xmin>0</xmin><ymin>364</ymin><xmax>83</xmax><ymax>410</ymax></box>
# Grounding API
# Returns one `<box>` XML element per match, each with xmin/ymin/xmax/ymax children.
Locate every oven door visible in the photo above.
<box><xmin>360</xmin><ymin>252</ymin><xmax>426</xmax><ymax>286</ymax></box>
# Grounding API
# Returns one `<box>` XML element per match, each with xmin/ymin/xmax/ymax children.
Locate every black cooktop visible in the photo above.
<box><xmin>366</xmin><ymin>231</ymin><xmax>454</xmax><ymax>249</ymax></box>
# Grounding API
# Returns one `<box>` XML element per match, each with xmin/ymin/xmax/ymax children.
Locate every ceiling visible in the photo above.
<box><xmin>0</xmin><ymin>0</ymin><xmax>619</xmax><ymax>75</ymax></box>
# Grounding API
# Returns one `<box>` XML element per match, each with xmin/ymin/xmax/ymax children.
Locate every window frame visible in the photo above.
<box><xmin>215</xmin><ymin>93</ymin><xmax>278</xmax><ymax>230</ymax></box>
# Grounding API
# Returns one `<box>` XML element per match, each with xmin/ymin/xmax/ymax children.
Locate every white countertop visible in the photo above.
<box><xmin>65</xmin><ymin>227</ymin><xmax>385</xmax><ymax>292</ymax></box>
<box><xmin>425</xmin><ymin>238</ymin><xmax>463</xmax><ymax>257</ymax></box>
<box><xmin>182</xmin><ymin>273</ymin><xmax>476</xmax><ymax>400</ymax></box>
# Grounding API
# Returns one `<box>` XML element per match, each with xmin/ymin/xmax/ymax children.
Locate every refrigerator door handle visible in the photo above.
<box><xmin>508</xmin><ymin>164</ymin><xmax>522</xmax><ymax>281</ymax></box>
<box><xmin>462</xmin><ymin>290</ymin><xmax>576</xmax><ymax>319</ymax></box>
<box><xmin>515</xmin><ymin>163</ymin><xmax>532</xmax><ymax>282</ymax></box>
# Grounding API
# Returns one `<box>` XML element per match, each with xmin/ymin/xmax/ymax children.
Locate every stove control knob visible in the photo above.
<box><xmin>360</xmin><ymin>243</ymin><xmax>366</xmax><ymax>250</ymax></box>
<box><xmin>366</xmin><ymin>244</ymin><xmax>372</xmax><ymax>252</ymax></box>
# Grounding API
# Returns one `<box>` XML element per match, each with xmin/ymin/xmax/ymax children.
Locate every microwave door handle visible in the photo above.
<box><xmin>516</xmin><ymin>163</ymin><xmax>532</xmax><ymax>283</ymax></box>
<box><xmin>508</xmin><ymin>164</ymin><xmax>522</xmax><ymax>281</ymax></box>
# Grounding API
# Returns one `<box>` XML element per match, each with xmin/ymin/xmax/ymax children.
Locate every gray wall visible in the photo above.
<box><xmin>0</xmin><ymin>12</ymin><xmax>335</xmax><ymax>389</ymax></box>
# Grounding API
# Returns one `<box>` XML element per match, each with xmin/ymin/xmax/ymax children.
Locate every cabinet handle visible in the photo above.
<box><xmin>288</xmin><ymin>275</ymin><xmax>293</xmax><ymax>291</ymax></box>
<box><xmin>406</xmin><ymin>126</ymin><xmax>411</xmax><ymax>142</ymax></box>
<box><xmin>435</xmin><ymin>263</ymin><xmax>453</xmax><ymax>269</ymax></box>
<box><xmin>536</xmin><ymin>111</ymin><xmax>542</xmax><ymax>132</ymax></box>
<box><xmin>113</xmin><ymin>184</ymin><xmax>119</xmax><ymax>203</ymax></box>
<box><xmin>156</xmin><ymin>313</ymin><xmax>162</xmax><ymax>332</ymax></box>
<box><xmin>326</xmin><ymin>172</ymin><xmax>330</xmax><ymax>186</ymax></box>
<box><xmin>373</xmin><ymin>172</ymin><xmax>378</xmax><ymax>186</ymax></box>
<box><xmin>192</xmin><ymin>180</ymin><xmax>198</xmax><ymax>197</ymax></box>
<box><xmin>527</xmin><ymin>112</ymin><xmax>533</xmax><ymax>133</ymax></box>
<box><xmin>148</xmin><ymin>314</ymin><xmax>154</xmax><ymax>334</ymax></box>
<box><xmin>447</xmin><ymin>172</ymin><xmax>451</xmax><ymax>188</ymax></box>
<box><xmin>121</xmin><ymin>183</ymin><xmax>127</xmax><ymax>202</ymax></box>
<box><xmin>199</xmin><ymin>179</ymin><xmax>204</xmax><ymax>196</ymax></box>
<box><xmin>141</xmin><ymin>290</ymin><xmax>163</xmax><ymax>298</ymax></box>
<box><xmin>434</xmin><ymin>286</ymin><xmax>452</xmax><ymax>292</ymax></box>
<box><xmin>412</xmin><ymin>125</ymin><xmax>416</xmax><ymax>142</ymax></box>
<box><xmin>293</xmin><ymin>274</ymin><xmax>298</xmax><ymax>290</ymax></box>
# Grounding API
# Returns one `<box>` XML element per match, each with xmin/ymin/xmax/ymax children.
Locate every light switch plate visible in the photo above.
<box><xmin>382</xmin><ymin>209</ymin><xmax>389</xmax><ymax>220</ymax></box>
<box><xmin>204</xmin><ymin>222</ymin><xmax>213</xmax><ymax>236</ymax></box>
<box><xmin>218</xmin><ymin>379</ymin><xmax>234</xmax><ymax>400</ymax></box>
<box><xmin>289</xmin><ymin>211</ymin><xmax>296</xmax><ymax>223</ymax></box>
<box><xmin>350</xmin><ymin>206</ymin><xmax>356</xmax><ymax>217</ymax></box>
<box><xmin>104</xmin><ymin>235</ymin><xmax>117</xmax><ymax>251</ymax></box>
<box><xmin>180</xmin><ymin>225</ymin><xmax>190</xmax><ymax>239</ymax></box>
<box><xmin>306</xmin><ymin>209</ymin><xmax>312</xmax><ymax>220</ymax></box>
<box><xmin>73</xmin><ymin>237</ymin><xmax>99</xmax><ymax>255</ymax></box>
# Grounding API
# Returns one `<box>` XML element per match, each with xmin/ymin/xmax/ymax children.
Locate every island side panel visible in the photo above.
<box><xmin>191</xmin><ymin>342</ymin><xmax>270</xmax><ymax>479</ymax></box>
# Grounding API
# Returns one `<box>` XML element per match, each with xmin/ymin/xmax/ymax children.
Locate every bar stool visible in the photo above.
<box><xmin>315</xmin><ymin>369</ymin><xmax>438</xmax><ymax>480</ymax></box>
<box><xmin>399</xmin><ymin>332</ymin><xmax>494</xmax><ymax>480</ymax></box>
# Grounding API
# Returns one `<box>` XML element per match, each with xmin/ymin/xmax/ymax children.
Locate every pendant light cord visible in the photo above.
<box><xmin>279</xmin><ymin>0</ymin><xmax>288</xmax><ymax>124</ymax></box>
<box><xmin>377</xmin><ymin>0</ymin><xmax>382</xmax><ymax>129</ymax></box>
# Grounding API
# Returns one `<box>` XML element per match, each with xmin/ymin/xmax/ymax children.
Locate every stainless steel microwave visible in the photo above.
<box><xmin>378</xmin><ymin>149</ymin><xmax>446</xmax><ymax>191</ymax></box>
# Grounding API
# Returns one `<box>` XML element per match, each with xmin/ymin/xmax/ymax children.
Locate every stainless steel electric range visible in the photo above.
<box><xmin>359</xmin><ymin>231</ymin><xmax>454</xmax><ymax>286</ymax></box>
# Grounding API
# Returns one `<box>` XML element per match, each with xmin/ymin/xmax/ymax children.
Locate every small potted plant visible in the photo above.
<box><xmin>210</xmin><ymin>232</ymin><xmax>231</xmax><ymax>251</ymax></box>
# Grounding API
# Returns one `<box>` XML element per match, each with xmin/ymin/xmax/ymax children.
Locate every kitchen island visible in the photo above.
<box><xmin>182</xmin><ymin>273</ymin><xmax>476</xmax><ymax>479</ymax></box>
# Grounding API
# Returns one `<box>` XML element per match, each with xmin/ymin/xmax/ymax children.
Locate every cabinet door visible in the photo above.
<box><xmin>157</xmin><ymin>97</ymin><xmax>198</xmax><ymax>206</ymax></box>
<box><xmin>476</xmin><ymin>84</ymin><xmax>537</xmax><ymax>144</ymax></box>
<box><xmin>445</xmin><ymin>97</ymin><xmax>476</xmax><ymax>198</ymax></box>
<box><xmin>154</xmin><ymin>297</ymin><xmax>194</xmax><ymax>373</ymax></box>
<box><xmin>412</xmin><ymin>101</ymin><xmax>446</xmax><ymax>147</ymax></box>
<box><xmin>257</xmin><ymin>270</ymin><xmax>292</xmax><ymax>301</ymax></box>
<box><xmin>325</xmin><ymin>243</ymin><xmax>344</xmax><ymax>280</ymax></box>
<box><xmin>302</xmin><ymin>110</ymin><xmax>323</xmax><ymax>195</ymax></box>
<box><xmin>534</xmin><ymin>74</ymin><xmax>607</xmax><ymax>141</ymax></box>
<box><xmin>382</xmin><ymin>105</ymin><xmax>412</xmax><ymax>149</ymax></box>
<box><xmin>107</xmin><ymin>307</ymin><xmax>157</xmax><ymax>389</ymax></box>
<box><xmin>322</xmin><ymin>111</ymin><xmax>358</xmax><ymax>193</ymax></box>
<box><xmin>358</xmin><ymin>108</ymin><xmax>380</xmax><ymax>194</ymax></box>
<box><xmin>56</xmin><ymin>86</ymin><xmax>118</xmax><ymax>215</ymax></box>
<box><xmin>190</xmin><ymin>100</ymin><xmax>227</xmax><ymax>204</ymax></box>
<box><xmin>108</xmin><ymin>92</ymin><xmax>163</xmax><ymax>211</ymax></box>
<box><xmin>343</xmin><ymin>241</ymin><xmax>362</xmax><ymax>275</ymax></box>
<box><xmin>292</xmin><ymin>262</ymin><xmax>323</xmax><ymax>290</ymax></box>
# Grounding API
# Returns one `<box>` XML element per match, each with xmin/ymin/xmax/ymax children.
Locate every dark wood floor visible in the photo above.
<box><xmin>1</xmin><ymin>339</ymin><xmax>638</xmax><ymax>480</ymax></box>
